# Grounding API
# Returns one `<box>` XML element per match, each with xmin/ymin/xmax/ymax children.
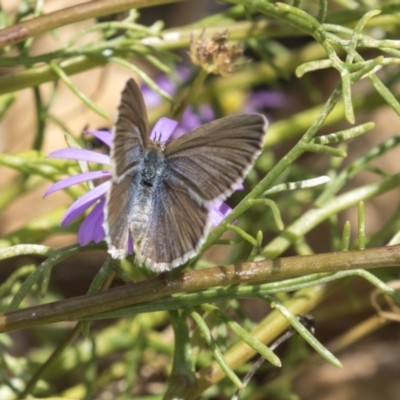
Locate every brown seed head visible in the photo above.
<box><xmin>189</xmin><ymin>30</ymin><xmax>247</xmax><ymax>76</ymax></box>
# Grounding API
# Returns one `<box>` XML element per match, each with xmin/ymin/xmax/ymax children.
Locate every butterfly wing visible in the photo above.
<box><xmin>164</xmin><ymin>114</ymin><xmax>267</xmax><ymax>203</ymax></box>
<box><xmin>105</xmin><ymin>175</ymin><xmax>136</xmax><ymax>259</ymax></box>
<box><xmin>105</xmin><ymin>79</ymin><xmax>149</xmax><ymax>259</ymax></box>
<box><xmin>136</xmin><ymin>114</ymin><xmax>267</xmax><ymax>271</ymax></box>
<box><xmin>111</xmin><ymin>78</ymin><xmax>149</xmax><ymax>181</ymax></box>
<box><xmin>135</xmin><ymin>180</ymin><xmax>209</xmax><ymax>272</ymax></box>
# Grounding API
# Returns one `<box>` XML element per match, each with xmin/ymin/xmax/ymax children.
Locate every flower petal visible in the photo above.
<box><xmin>199</xmin><ymin>104</ymin><xmax>215</xmax><ymax>121</ymax></box>
<box><xmin>209</xmin><ymin>200</ymin><xmax>232</xmax><ymax>226</ymax></box>
<box><xmin>172</xmin><ymin>108</ymin><xmax>200</xmax><ymax>139</ymax></box>
<box><xmin>150</xmin><ymin>117</ymin><xmax>178</xmax><ymax>142</ymax></box>
<box><xmin>245</xmin><ymin>91</ymin><xmax>286</xmax><ymax>113</ymax></box>
<box><xmin>142</xmin><ymin>77</ymin><xmax>175</xmax><ymax>108</ymax></box>
<box><xmin>62</xmin><ymin>181</ymin><xmax>110</xmax><ymax>226</ymax></box>
<box><xmin>142</xmin><ymin>87</ymin><xmax>163</xmax><ymax>109</ymax></box>
<box><xmin>44</xmin><ymin>170</ymin><xmax>111</xmax><ymax>197</ymax></box>
<box><xmin>48</xmin><ymin>149</ymin><xmax>110</xmax><ymax>166</ymax></box>
<box><xmin>142</xmin><ymin>67</ymin><xmax>190</xmax><ymax>109</ymax></box>
<box><xmin>172</xmin><ymin>105</ymin><xmax>216</xmax><ymax>140</ymax></box>
<box><xmin>84</xmin><ymin>129</ymin><xmax>113</xmax><ymax>147</ymax></box>
<box><xmin>78</xmin><ymin>198</ymin><xmax>106</xmax><ymax>245</ymax></box>
<box><xmin>127</xmin><ymin>237</ymin><xmax>134</xmax><ymax>255</ymax></box>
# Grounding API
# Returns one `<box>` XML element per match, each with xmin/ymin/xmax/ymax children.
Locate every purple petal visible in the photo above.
<box><xmin>166</xmin><ymin>66</ymin><xmax>191</xmax><ymax>85</ymax></box>
<box><xmin>78</xmin><ymin>199</ymin><xmax>106</xmax><ymax>245</ymax></box>
<box><xmin>142</xmin><ymin>67</ymin><xmax>191</xmax><ymax>109</ymax></box>
<box><xmin>199</xmin><ymin>104</ymin><xmax>215</xmax><ymax>122</ymax></box>
<box><xmin>245</xmin><ymin>91</ymin><xmax>286</xmax><ymax>113</ymax></box>
<box><xmin>181</xmin><ymin>107</ymin><xmax>202</xmax><ymax>129</ymax></box>
<box><xmin>150</xmin><ymin>117</ymin><xmax>178</xmax><ymax>142</ymax></box>
<box><xmin>44</xmin><ymin>170</ymin><xmax>111</xmax><ymax>197</ymax></box>
<box><xmin>85</xmin><ymin>130</ymin><xmax>112</xmax><ymax>147</ymax></box>
<box><xmin>172</xmin><ymin>105</ymin><xmax>216</xmax><ymax>140</ymax></box>
<box><xmin>209</xmin><ymin>201</ymin><xmax>232</xmax><ymax>226</ymax></box>
<box><xmin>151</xmin><ymin>75</ymin><xmax>176</xmax><ymax>95</ymax></box>
<box><xmin>62</xmin><ymin>181</ymin><xmax>110</xmax><ymax>226</ymax></box>
<box><xmin>127</xmin><ymin>237</ymin><xmax>134</xmax><ymax>255</ymax></box>
<box><xmin>170</xmin><ymin>127</ymin><xmax>187</xmax><ymax>140</ymax></box>
<box><xmin>142</xmin><ymin>77</ymin><xmax>175</xmax><ymax>108</ymax></box>
<box><xmin>143</xmin><ymin>88</ymin><xmax>163</xmax><ymax>109</ymax></box>
<box><xmin>48</xmin><ymin>149</ymin><xmax>110</xmax><ymax>166</ymax></box>
<box><xmin>171</xmin><ymin>109</ymin><xmax>200</xmax><ymax>139</ymax></box>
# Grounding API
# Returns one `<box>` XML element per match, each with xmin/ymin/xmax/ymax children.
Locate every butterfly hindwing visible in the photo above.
<box><xmin>135</xmin><ymin>180</ymin><xmax>209</xmax><ymax>272</ymax></box>
<box><xmin>105</xmin><ymin>174</ymin><xmax>137</xmax><ymax>259</ymax></box>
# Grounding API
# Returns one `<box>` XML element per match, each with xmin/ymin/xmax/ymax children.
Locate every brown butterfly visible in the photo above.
<box><xmin>104</xmin><ymin>78</ymin><xmax>267</xmax><ymax>272</ymax></box>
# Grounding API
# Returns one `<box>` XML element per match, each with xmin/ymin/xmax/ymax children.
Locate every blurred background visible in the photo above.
<box><xmin>1</xmin><ymin>0</ymin><xmax>400</xmax><ymax>399</ymax></box>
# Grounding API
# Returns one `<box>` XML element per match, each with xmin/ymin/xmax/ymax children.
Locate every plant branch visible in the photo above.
<box><xmin>0</xmin><ymin>244</ymin><xmax>399</xmax><ymax>333</ymax></box>
<box><xmin>0</xmin><ymin>0</ymin><xmax>182</xmax><ymax>49</ymax></box>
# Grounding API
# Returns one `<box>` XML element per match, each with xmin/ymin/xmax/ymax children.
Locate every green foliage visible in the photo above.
<box><xmin>1</xmin><ymin>0</ymin><xmax>400</xmax><ymax>399</ymax></box>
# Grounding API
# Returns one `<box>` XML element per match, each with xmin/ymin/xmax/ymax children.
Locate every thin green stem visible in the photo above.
<box><xmin>0</xmin><ymin>0</ymin><xmax>183</xmax><ymax>49</ymax></box>
<box><xmin>1</xmin><ymin>244</ymin><xmax>400</xmax><ymax>333</ymax></box>
<box><xmin>18</xmin><ymin>324</ymin><xmax>82</xmax><ymax>399</ymax></box>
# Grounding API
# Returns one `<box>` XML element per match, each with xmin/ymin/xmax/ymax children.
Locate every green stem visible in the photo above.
<box><xmin>32</xmin><ymin>86</ymin><xmax>46</xmax><ymax>151</ymax></box>
<box><xmin>164</xmin><ymin>311</ymin><xmax>196</xmax><ymax>400</ymax></box>
<box><xmin>18</xmin><ymin>324</ymin><xmax>82</xmax><ymax>399</ymax></box>
<box><xmin>170</xmin><ymin>68</ymin><xmax>209</xmax><ymax>120</ymax></box>
<box><xmin>263</xmin><ymin>172</ymin><xmax>400</xmax><ymax>258</ymax></box>
<box><xmin>0</xmin><ymin>19</ymin><xmax>289</xmax><ymax>95</ymax></box>
<box><xmin>187</xmin><ymin>283</ymin><xmax>330</xmax><ymax>399</ymax></box>
<box><xmin>0</xmin><ymin>244</ymin><xmax>400</xmax><ymax>333</ymax></box>
<box><xmin>18</xmin><ymin>258</ymin><xmax>115</xmax><ymax>398</ymax></box>
<box><xmin>0</xmin><ymin>0</ymin><xmax>183</xmax><ymax>49</ymax></box>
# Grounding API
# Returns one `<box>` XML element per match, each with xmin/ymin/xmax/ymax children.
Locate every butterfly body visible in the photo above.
<box><xmin>128</xmin><ymin>146</ymin><xmax>165</xmax><ymax>250</ymax></box>
<box><xmin>140</xmin><ymin>146</ymin><xmax>165</xmax><ymax>187</ymax></box>
<box><xmin>104</xmin><ymin>78</ymin><xmax>268</xmax><ymax>272</ymax></box>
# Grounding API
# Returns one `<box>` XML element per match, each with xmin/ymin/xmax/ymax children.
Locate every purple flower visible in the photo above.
<box><xmin>45</xmin><ymin>117</ymin><xmax>236</xmax><ymax>249</ymax></box>
<box><xmin>244</xmin><ymin>90</ymin><xmax>286</xmax><ymax>113</ymax></box>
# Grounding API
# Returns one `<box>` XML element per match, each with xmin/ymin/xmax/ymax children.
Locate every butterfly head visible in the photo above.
<box><xmin>150</xmin><ymin>131</ymin><xmax>167</xmax><ymax>151</ymax></box>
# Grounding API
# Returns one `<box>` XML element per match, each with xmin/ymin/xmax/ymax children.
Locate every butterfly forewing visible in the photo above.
<box><xmin>111</xmin><ymin>78</ymin><xmax>149</xmax><ymax>181</ymax></box>
<box><xmin>164</xmin><ymin>114</ymin><xmax>267</xmax><ymax>203</ymax></box>
<box><xmin>105</xmin><ymin>78</ymin><xmax>149</xmax><ymax>258</ymax></box>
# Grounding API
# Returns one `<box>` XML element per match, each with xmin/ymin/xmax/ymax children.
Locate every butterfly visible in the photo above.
<box><xmin>104</xmin><ymin>78</ymin><xmax>268</xmax><ymax>272</ymax></box>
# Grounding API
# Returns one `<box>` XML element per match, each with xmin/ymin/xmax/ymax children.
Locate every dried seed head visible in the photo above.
<box><xmin>189</xmin><ymin>30</ymin><xmax>248</xmax><ymax>76</ymax></box>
